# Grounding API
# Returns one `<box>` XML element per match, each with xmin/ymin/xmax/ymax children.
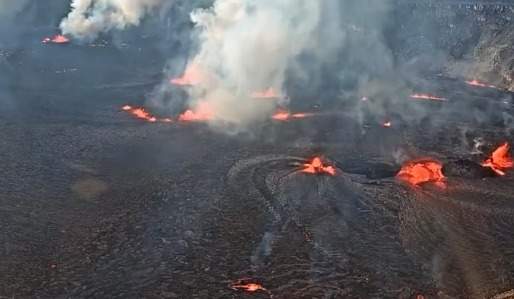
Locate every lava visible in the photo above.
<box><xmin>481</xmin><ymin>142</ymin><xmax>513</xmax><ymax>176</ymax></box>
<box><xmin>272</xmin><ymin>110</ymin><xmax>313</xmax><ymax>121</ymax></box>
<box><xmin>465</xmin><ymin>79</ymin><xmax>497</xmax><ymax>89</ymax></box>
<box><xmin>383</xmin><ymin>121</ymin><xmax>392</xmax><ymax>128</ymax></box>
<box><xmin>410</xmin><ymin>93</ymin><xmax>447</xmax><ymax>101</ymax></box>
<box><xmin>396</xmin><ymin>159</ymin><xmax>445</xmax><ymax>186</ymax></box>
<box><xmin>170</xmin><ymin>65</ymin><xmax>202</xmax><ymax>86</ymax></box>
<box><xmin>178</xmin><ymin>102</ymin><xmax>214</xmax><ymax>122</ymax></box>
<box><xmin>301</xmin><ymin>157</ymin><xmax>336</xmax><ymax>176</ymax></box>
<box><xmin>251</xmin><ymin>87</ymin><xmax>280</xmax><ymax>99</ymax></box>
<box><xmin>42</xmin><ymin>34</ymin><xmax>70</xmax><ymax>44</ymax></box>
<box><xmin>230</xmin><ymin>282</ymin><xmax>267</xmax><ymax>293</ymax></box>
<box><xmin>122</xmin><ymin>105</ymin><xmax>167</xmax><ymax>123</ymax></box>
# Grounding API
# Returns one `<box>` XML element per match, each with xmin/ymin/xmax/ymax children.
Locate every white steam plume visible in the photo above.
<box><xmin>182</xmin><ymin>0</ymin><xmax>323</xmax><ymax>126</ymax></box>
<box><xmin>60</xmin><ymin>0</ymin><xmax>169</xmax><ymax>41</ymax></box>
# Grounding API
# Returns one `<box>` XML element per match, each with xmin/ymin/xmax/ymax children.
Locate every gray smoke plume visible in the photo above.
<box><xmin>60</xmin><ymin>0</ymin><xmax>171</xmax><ymax>41</ymax></box>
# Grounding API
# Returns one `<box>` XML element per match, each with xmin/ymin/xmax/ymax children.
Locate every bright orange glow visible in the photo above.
<box><xmin>251</xmin><ymin>87</ymin><xmax>280</xmax><ymax>99</ymax></box>
<box><xmin>272</xmin><ymin>110</ymin><xmax>291</xmax><ymax>121</ymax></box>
<box><xmin>42</xmin><ymin>35</ymin><xmax>70</xmax><ymax>44</ymax></box>
<box><xmin>481</xmin><ymin>142</ymin><xmax>513</xmax><ymax>176</ymax></box>
<box><xmin>178</xmin><ymin>102</ymin><xmax>214</xmax><ymax>122</ymax></box>
<box><xmin>410</xmin><ymin>93</ymin><xmax>447</xmax><ymax>101</ymax></box>
<box><xmin>272</xmin><ymin>110</ymin><xmax>314</xmax><ymax>121</ymax></box>
<box><xmin>230</xmin><ymin>283</ymin><xmax>268</xmax><ymax>293</ymax></box>
<box><xmin>396</xmin><ymin>159</ymin><xmax>445</xmax><ymax>185</ymax></box>
<box><xmin>170</xmin><ymin>65</ymin><xmax>202</xmax><ymax>86</ymax></box>
<box><xmin>122</xmin><ymin>105</ymin><xmax>172</xmax><ymax>123</ymax></box>
<box><xmin>301</xmin><ymin>157</ymin><xmax>336</xmax><ymax>176</ymax></box>
<box><xmin>465</xmin><ymin>79</ymin><xmax>497</xmax><ymax>89</ymax></box>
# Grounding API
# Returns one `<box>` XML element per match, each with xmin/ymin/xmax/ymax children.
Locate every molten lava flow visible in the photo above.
<box><xmin>410</xmin><ymin>93</ymin><xmax>447</xmax><ymax>102</ymax></box>
<box><xmin>170</xmin><ymin>65</ymin><xmax>202</xmax><ymax>86</ymax></box>
<box><xmin>481</xmin><ymin>142</ymin><xmax>513</xmax><ymax>176</ymax></box>
<box><xmin>122</xmin><ymin>105</ymin><xmax>171</xmax><ymax>123</ymax></box>
<box><xmin>178</xmin><ymin>102</ymin><xmax>214</xmax><ymax>122</ymax></box>
<box><xmin>396</xmin><ymin>159</ymin><xmax>445</xmax><ymax>186</ymax></box>
<box><xmin>272</xmin><ymin>110</ymin><xmax>314</xmax><ymax>121</ymax></box>
<box><xmin>251</xmin><ymin>87</ymin><xmax>280</xmax><ymax>99</ymax></box>
<box><xmin>301</xmin><ymin>157</ymin><xmax>336</xmax><ymax>176</ymax></box>
<box><xmin>465</xmin><ymin>79</ymin><xmax>497</xmax><ymax>89</ymax></box>
<box><xmin>42</xmin><ymin>35</ymin><xmax>70</xmax><ymax>44</ymax></box>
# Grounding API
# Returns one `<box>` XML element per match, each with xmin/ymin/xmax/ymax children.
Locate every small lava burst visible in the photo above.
<box><xmin>230</xmin><ymin>280</ymin><xmax>271</xmax><ymax>297</ymax></box>
<box><xmin>481</xmin><ymin>142</ymin><xmax>513</xmax><ymax>176</ymax></box>
<box><xmin>178</xmin><ymin>102</ymin><xmax>214</xmax><ymax>122</ymax></box>
<box><xmin>383</xmin><ymin>121</ymin><xmax>392</xmax><ymax>128</ymax></box>
<box><xmin>251</xmin><ymin>87</ymin><xmax>280</xmax><ymax>99</ymax></box>
<box><xmin>272</xmin><ymin>110</ymin><xmax>313</xmax><ymax>121</ymax></box>
<box><xmin>410</xmin><ymin>93</ymin><xmax>447</xmax><ymax>102</ymax></box>
<box><xmin>396</xmin><ymin>159</ymin><xmax>445</xmax><ymax>186</ymax></box>
<box><xmin>465</xmin><ymin>79</ymin><xmax>497</xmax><ymax>89</ymax></box>
<box><xmin>42</xmin><ymin>34</ymin><xmax>70</xmax><ymax>44</ymax></box>
<box><xmin>301</xmin><ymin>157</ymin><xmax>336</xmax><ymax>176</ymax></box>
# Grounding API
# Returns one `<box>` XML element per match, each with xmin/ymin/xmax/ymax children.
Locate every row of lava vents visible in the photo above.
<box><xmin>40</xmin><ymin>32</ymin><xmax>513</xmax><ymax>296</ymax></box>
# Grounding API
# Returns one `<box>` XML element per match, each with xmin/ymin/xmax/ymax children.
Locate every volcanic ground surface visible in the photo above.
<box><xmin>2</xmin><ymin>32</ymin><xmax>514</xmax><ymax>299</ymax></box>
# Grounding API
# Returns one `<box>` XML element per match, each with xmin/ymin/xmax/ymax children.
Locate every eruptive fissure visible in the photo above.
<box><xmin>410</xmin><ymin>93</ymin><xmax>447</xmax><ymax>102</ymax></box>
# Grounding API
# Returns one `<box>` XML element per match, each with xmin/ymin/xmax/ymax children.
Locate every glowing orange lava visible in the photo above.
<box><xmin>42</xmin><ymin>35</ymin><xmax>70</xmax><ymax>44</ymax></box>
<box><xmin>122</xmin><ymin>105</ymin><xmax>169</xmax><ymax>123</ymax></box>
<box><xmin>230</xmin><ymin>280</ymin><xmax>269</xmax><ymax>293</ymax></box>
<box><xmin>272</xmin><ymin>110</ymin><xmax>313</xmax><ymax>121</ymax></box>
<box><xmin>410</xmin><ymin>93</ymin><xmax>447</xmax><ymax>101</ymax></box>
<box><xmin>178</xmin><ymin>102</ymin><xmax>214</xmax><ymax>122</ymax></box>
<box><xmin>251</xmin><ymin>87</ymin><xmax>280</xmax><ymax>99</ymax></box>
<box><xmin>301</xmin><ymin>157</ymin><xmax>336</xmax><ymax>176</ymax></box>
<box><xmin>481</xmin><ymin>142</ymin><xmax>513</xmax><ymax>176</ymax></box>
<box><xmin>170</xmin><ymin>65</ymin><xmax>202</xmax><ymax>86</ymax></box>
<box><xmin>465</xmin><ymin>79</ymin><xmax>497</xmax><ymax>89</ymax></box>
<box><xmin>396</xmin><ymin>159</ymin><xmax>445</xmax><ymax>186</ymax></box>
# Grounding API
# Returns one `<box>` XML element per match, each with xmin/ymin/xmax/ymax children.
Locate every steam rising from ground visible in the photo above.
<box><xmin>179</xmin><ymin>0</ymin><xmax>323</xmax><ymax>126</ymax></box>
<box><xmin>60</xmin><ymin>0</ymin><xmax>170</xmax><ymax>41</ymax></box>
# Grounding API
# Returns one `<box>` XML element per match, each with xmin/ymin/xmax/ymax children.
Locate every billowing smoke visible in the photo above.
<box><xmin>178</xmin><ymin>0</ymin><xmax>324</xmax><ymax>126</ymax></box>
<box><xmin>60</xmin><ymin>0</ymin><xmax>171</xmax><ymax>41</ymax></box>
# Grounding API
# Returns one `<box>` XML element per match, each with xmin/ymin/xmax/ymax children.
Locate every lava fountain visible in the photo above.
<box><xmin>396</xmin><ymin>159</ymin><xmax>445</xmax><ymax>186</ymax></box>
<box><xmin>301</xmin><ymin>157</ymin><xmax>336</xmax><ymax>176</ymax></box>
<box><xmin>481</xmin><ymin>142</ymin><xmax>513</xmax><ymax>176</ymax></box>
<box><xmin>42</xmin><ymin>35</ymin><xmax>70</xmax><ymax>44</ymax></box>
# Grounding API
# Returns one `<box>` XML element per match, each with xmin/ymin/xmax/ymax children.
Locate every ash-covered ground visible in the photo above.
<box><xmin>2</xmin><ymin>2</ymin><xmax>514</xmax><ymax>299</ymax></box>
